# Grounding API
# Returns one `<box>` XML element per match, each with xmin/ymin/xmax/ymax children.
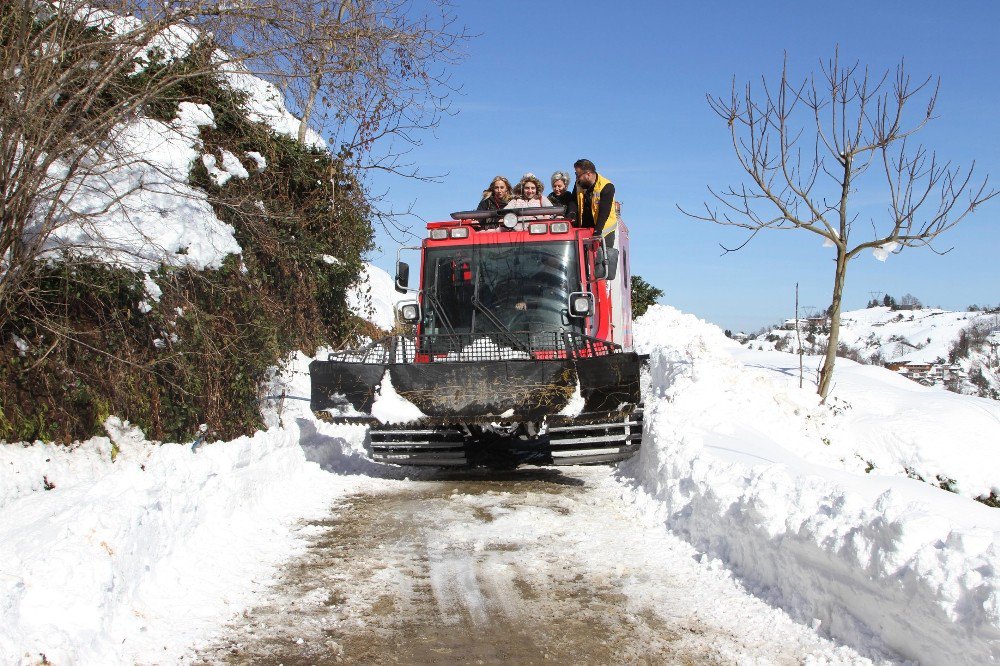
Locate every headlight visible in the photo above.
<box><xmin>550</xmin><ymin>222</ymin><xmax>569</xmax><ymax>233</ymax></box>
<box><xmin>450</xmin><ymin>227</ymin><xmax>470</xmax><ymax>238</ymax></box>
<box><xmin>568</xmin><ymin>293</ymin><xmax>594</xmax><ymax>317</ymax></box>
<box><xmin>502</xmin><ymin>212</ymin><xmax>518</xmax><ymax>229</ymax></box>
<box><xmin>429</xmin><ymin>229</ymin><xmax>448</xmax><ymax>240</ymax></box>
<box><xmin>529</xmin><ymin>223</ymin><xmax>547</xmax><ymax>234</ymax></box>
<box><xmin>399</xmin><ymin>303</ymin><xmax>420</xmax><ymax>322</ymax></box>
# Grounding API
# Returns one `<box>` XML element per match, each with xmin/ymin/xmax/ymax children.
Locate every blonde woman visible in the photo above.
<box><xmin>477</xmin><ymin>175</ymin><xmax>514</xmax><ymax>211</ymax></box>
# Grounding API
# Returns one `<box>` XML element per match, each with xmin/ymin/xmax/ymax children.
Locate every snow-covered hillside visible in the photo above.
<box><xmin>37</xmin><ymin>21</ymin><xmax>322</xmax><ymax>272</ymax></box>
<box><xmin>746</xmin><ymin>306</ymin><xmax>1000</xmax><ymax>398</ymax></box>
<box><xmin>41</xmin><ymin>52</ymin><xmax>398</xmax><ymax>329</ymax></box>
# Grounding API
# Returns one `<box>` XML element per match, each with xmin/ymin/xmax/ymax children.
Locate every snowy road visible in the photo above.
<box><xmin>196</xmin><ymin>467</ymin><xmax>871</xmax><ymax>664</ymax></box>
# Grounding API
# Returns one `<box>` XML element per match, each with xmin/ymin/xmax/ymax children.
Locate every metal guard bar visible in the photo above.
<box><xmin>327</xmin><ymin>332</ymin><xmax>622</xmax><ymax>364</ymax></box>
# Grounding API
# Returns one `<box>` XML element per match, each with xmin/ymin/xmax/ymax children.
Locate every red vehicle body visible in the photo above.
<box><xmin>310</xmin><ymin>205</ymin><xmax>644</xmax><ymax>468</ymax></box>
<box><xmin>408</xmin><ymin>213</ymin><xmax>634</xmax><ymax>355</ymax></box>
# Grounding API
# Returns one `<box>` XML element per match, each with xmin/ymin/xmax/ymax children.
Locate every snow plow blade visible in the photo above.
<box><xmin>310</xmin><ymin>356</ymin><xmax>577</xmax><ymax>419</ymax></box>
<box><xmin>310</xmin><ymin>334</ymin><xmax>642</xmax><ymax>420</ymax></box>
<box><xmin>309</xmin><ymin>334</ymin><xmax>645</xmax><ymax>467</ymax></box>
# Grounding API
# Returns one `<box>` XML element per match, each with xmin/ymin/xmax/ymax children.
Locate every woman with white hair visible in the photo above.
<box><xmin>504</xmin><ymin>173</ymin><xmax>551</xmax><ymax>220</ymax></box>
<box><xmin>548</xmin><ymin>170</ymin><xmax>574</xmax><ymax>213</ymax></box>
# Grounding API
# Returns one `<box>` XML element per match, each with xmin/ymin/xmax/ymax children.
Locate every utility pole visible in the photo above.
<box><xmin>796</xmin><ymin>283</ymin><xmax>804</xmax><ymax>388</ymax></box>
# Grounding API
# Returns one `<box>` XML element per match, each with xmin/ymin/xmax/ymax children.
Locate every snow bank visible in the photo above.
<box><xmin>736</xmin><ymin>347</ymin><xmax>1000</xmax><ymax>501</ymax></box>
<box><xmin>0</xmin><ymin>411</ymin><xmax>367</xmax><ymax>665</ymax></box>
<box><xmin>620</xmin><ymin>305</ymin><xmax>1000</xmax><ymax>663</ymax></box>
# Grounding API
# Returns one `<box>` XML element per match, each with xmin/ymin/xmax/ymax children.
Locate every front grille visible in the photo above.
<box><xmin>327</xmin><ymin>331</ymin><xmax>621</xmax><ymax>364</ymax></box>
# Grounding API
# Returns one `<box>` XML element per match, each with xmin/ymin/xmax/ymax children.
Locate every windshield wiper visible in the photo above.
<box><xmin>422</xmin><ymin>289</ymin><xmax>457</xmax><ymax>337</ymax></box>
<box><xmin>471</xmin><ymin>266</ymin><xmax>531</xmax><ymax>353</ymax></box>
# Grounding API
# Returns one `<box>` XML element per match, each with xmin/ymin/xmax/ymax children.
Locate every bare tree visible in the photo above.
<box><xmin>683</xmin><ymin>51</ymin><xmax>997</xmax><ymax>400</ymax></box>
<box><xmin>212</xmin><ymin>0</ymin><xmax>467</xmax><ymax>176</ymax></box>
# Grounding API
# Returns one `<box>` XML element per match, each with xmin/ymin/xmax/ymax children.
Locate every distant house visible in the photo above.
<box><xmin>929</xmin><ymin>364</ymin><xmax>963</xmax><ymax>379</ymax></box>
<box><xmin>886</xmin><ymin>360</ymin><xmax>932</xmax><ymax>374</ymax></box>
<box><xmin>783</xmin><ymin>316</ymin><xmax>828</xmax><ymax>331</ymax></box>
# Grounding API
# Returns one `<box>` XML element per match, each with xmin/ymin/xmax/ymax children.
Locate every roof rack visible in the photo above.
<box><xmin>450</xmin><ymin>205</ymin><xmax>568</xmax><ymax>221</ymax></box>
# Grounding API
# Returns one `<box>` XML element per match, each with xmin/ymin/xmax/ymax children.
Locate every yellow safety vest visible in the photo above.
<box><xmin>576</xmin><ymin>173</ymin><xmax>617</xmax><ymax>237</ymax></box>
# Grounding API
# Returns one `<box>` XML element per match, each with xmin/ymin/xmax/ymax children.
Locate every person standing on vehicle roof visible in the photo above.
<box><xmin>572</xmin><ymin>158</ymin><xmax>617</xmax><ymax>247</ymax></box>
<box><xmin>504</xmin><ymin>173</ymin><xmax>553</xmax><ymax>221</ymax></box>
<box><xmin>477</xmin><ymin>175</ymin><xmax>514</xmax><ymax>211</ymax></box>
<box><xmin>548</xmin><ymin>170</ymin><xmax>575</xmax><ymax>214</ymax></box>
<box><xmin>506</xmin><ymin>173</ymin><xmax>552</xmax><ymax>208</ymax></box>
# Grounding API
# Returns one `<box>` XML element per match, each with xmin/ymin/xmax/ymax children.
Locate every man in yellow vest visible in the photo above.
<box><xmin>572</xmin><ymin>158</ymin><xmax>618</xmax><ymax>247</ymax></box>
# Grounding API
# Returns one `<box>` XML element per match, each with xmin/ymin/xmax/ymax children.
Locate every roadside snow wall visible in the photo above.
<box><xmin>0</xmin><ymin>417</ymin><xmax>352</xmax><ymax>665</ymax></box>
<box><xmin>620</xmin><ymin>305</ymin><xmax>1000</xmax><ymax>663</ymax></box>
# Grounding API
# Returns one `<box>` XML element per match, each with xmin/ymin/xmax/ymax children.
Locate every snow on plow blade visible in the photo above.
<box><xmin>309</xmin><ymin>333</ymin><xmax>644</xmax><ymax>467</ymax></box>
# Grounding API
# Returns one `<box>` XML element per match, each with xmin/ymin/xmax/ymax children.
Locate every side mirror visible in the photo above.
<box><xmin>605</xmin><ymin>248</ymin><xmax>619</xmax><ymax>281</ymax></box>
<box><xmin>395</xmin><ymin>261</ymin><xmax>410</xmax><ymax>293</ymax></box>
<box><xmin>594</xmin><ymin>246</ymin><xmax>608</xmax><ymax>280</ymax></box>
<box><xmin>567</xmin><ymin>292</ymin><xmax>594</xmax><ymax>318</ymax></box>
<box><xmin>399</xmin><ymin>301</ymin><xmax>421</xmax><ymax>323</ymax></box>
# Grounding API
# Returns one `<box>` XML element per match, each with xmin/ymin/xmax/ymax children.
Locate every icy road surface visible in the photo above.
<box><xmin>197</xmin><ymin>467</ymin><xmax>874</xmax><ymax>664</ymax></box>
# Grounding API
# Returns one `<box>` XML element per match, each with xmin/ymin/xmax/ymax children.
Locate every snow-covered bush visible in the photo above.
<box><xmin>1</xmin><ymin>31</ymin><xmax>375</xmax><ymax>442</ymax></box>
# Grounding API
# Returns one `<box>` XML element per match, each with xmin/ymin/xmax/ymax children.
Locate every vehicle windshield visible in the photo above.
<box><xmin>422</xmin><ymin>241</ymin><xmax>582</xmax><ymax>345</ymax></box>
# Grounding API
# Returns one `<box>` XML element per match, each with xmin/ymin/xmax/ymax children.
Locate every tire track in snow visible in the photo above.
<box><xmin>194</xmin><ymin>467</ymin><xmax>878</xmax><ymax>665</ymax></box>
<box><xmin>428</xmin><ymin>552</ymin><xmax>489</xmax><ymax>626</ymax></box>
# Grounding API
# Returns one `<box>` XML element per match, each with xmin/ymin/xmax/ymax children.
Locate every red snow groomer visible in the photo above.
<box><xmin>310</xmin><ymin>205</ymin><xmax>644</xmax><ymax>468</ymax></box>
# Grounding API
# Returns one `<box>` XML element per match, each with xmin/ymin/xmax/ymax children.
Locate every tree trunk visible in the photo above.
<box><xmin>297</xmin><ymin>72</ymin><xmax>321</xmax><ymax>145</ymax></box>
<box><xmin>817</xmin><ymin>247</ymin><xmax>848</xmax><ymax>400</ymax></box>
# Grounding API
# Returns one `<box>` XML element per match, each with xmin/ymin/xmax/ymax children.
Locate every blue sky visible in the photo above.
<box><xmin>363</xmin><ymin>0</ymin><xmax>1000</xmax><ymax>333</ymax></box>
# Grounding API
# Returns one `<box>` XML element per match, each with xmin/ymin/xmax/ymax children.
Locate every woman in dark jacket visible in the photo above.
<box><xmin>548</xmin><ymin>170</ymin><xmax>574</xmax><ymax>214</ymax></box>
<box><xmin>477</xmin><ymin>176</ymin><xmax>514</xmax><ymax>210</ymax></box>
